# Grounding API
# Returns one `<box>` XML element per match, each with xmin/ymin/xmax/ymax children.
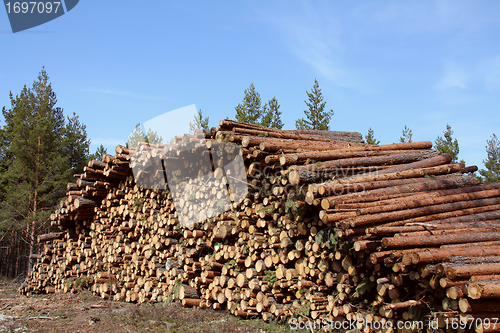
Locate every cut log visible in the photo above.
<box><xmin>37</xmin><ymin>232</ymin><xmax>64</xmax><ymax>243</ymax></box>
<box><xmin>468</xmin><ymin>281</ymin><xmax>500</xmax><ymax>299</ymax></box>
<box><xmin>376</xmin><ymin>153</ymin><xmax>451</xmax><ymax>175</ymax></box>
<box><xmin>291</xmin><ymin>151</ymin><xmax>436</xmax><ymax>173</ymax></box>
<box><xmin>382</xmin><ymin>232</ymin><xmax>500</xmax><ymax>249</ymax></box>
<box><xmin>447</xmin><ymin>263</ymin><xmax>500</xmax><ymax>280</ymax></box>
<box><xmin>338</xmin><ymin>163</ymin><xmax>462</xmax><ymax>185</ymax></box>
<box><xmin>320</xmin><ymin>174</ymin><xmax>478</xmax><ymax>209</ymax></box>
<box><xmin>411</xmin><ymin>246</ymin><xmax>500</xmax><ymax>265</ymax></box>
<box><xmin>351</xmin><ymin>197</ymin><xmax>500</xmax><ymax>228</ymax></box>
<box><xmin>459</xmin><ymin>298</ymin><xmax>500</xmax><ymax>313</ymax></box>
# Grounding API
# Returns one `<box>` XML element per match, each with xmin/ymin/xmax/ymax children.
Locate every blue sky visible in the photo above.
<box><xmin>1</xmin><ymin>1</ymin><xmax>499</xmax><ymax>169</ymax></box>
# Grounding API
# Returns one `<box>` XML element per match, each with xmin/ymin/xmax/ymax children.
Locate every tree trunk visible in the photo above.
<box><xmin>29</xmin><ymin>136</ymin><xmax>41</xmax><ymax>273</ymax></box>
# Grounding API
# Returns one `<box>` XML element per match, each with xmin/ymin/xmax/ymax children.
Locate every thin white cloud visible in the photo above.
<box><xmin>291</xmin><ymin>28</ymin><xmax>345</xmax><ymax>85</ymax></box>
<box><xmin>436</xmin><ymin>56</ymin><xmax>500</xmax><ymax>93</ymax></box>
<box><xmin>81</xmin><ymin>87</ymin><xmax>163</xmax><ymax>101</ymax></box>
<box><xmin>372</xmin><ymin>1</ymin><xmax>490</xmax><ymax>34</ymax></box>
<box><xmin>435</xmin><ymin>63</ymin><xmax>469</xmax><ymax>90</ymax></box>
<box><xmin>255</xmin><ymin>2</ymin><xmax>352</xmax><ymax>88</ymax></box>
<box><xmin>257</xmin><ymin>1</ymin><xmax>499</xmax><ymax>96</ymax></box>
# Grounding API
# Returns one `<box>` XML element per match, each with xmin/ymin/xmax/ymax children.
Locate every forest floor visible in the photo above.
<box><xmin>0</xmin><ymin>278</ymin><xmax>297</xmax><ymax>333</ymax></box>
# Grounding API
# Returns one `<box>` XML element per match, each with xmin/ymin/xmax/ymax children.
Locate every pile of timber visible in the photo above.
<box><xmin>20</xmin><ymin>119</ymin><xmax>500</xmax><ymax>332</ymax></box>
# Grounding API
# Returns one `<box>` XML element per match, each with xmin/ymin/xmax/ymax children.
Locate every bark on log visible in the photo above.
<box><xmin>320</xmin><ymin>176</ymin><xmax>477</xmax><ymax>207</ymax></box>
<box><xmin>468</xmin><ymin>281</ymin><xmax>500</xmax><ymax>299</ymax></box>
<box><xmin>233</xmin><ymin>127</ymin><xmax>361</xmax><ymax>143</ymax></box>
<box><xmin>382</xmin><ymin>232</ymin><xmax>500</xmax><ymax>249</ymax></box>
<box><xmin>350</xmin><ymin>197</ymin><xmax>500</xmax><ymax>228</ymax></box>
<box><xmin>369</xmin><ymin>217</ymin><xmax>500</xmax><ymax>237</ymax></box>
<box><xmin>357</xmin><ymin>188</ymin><xmax>500</xmax><ymax>216</ymax></box>
<box><xmin>459</xmin><ymin>298</ymin><xmax>500</xmax><ymax>313</ymax></box>
<box><xmin>410</xmin><ymin>246</ymin><xmax>500</xmax><ymax>265</ymax></box>
<box><xmin>318</xmin><ymin>175</ymin><xmax>477</xmax><ymax>209</ymax></box>
<box><xmin>259</xmin><ymin>139</ymin><xmax>352</xmax><ymax>153</ymax></box>
<box><xmin>294</xmin><ymin>129</ymin><xmax>362</xmax><ymax>139</ymax></box>
<box><xmin>316</xmin><ymin>167</ymin><xmax>462</xmax><ymax>202</ymax></box>
<box><xmin>291</xmin><ymin>151</ymin><xmax>436</xmax><ymax>173</ymax></box>
<box><xmin>37</xmin><ymin>232</ymin><xmax>64</xmax><ymax>243</ymax></box>
<box><xmin>366</xmin><ymin>207</ymin><xmax>500</xmax><ymax>236</ymax></box>
<box><xmin>376</xmin><ymin>153</ymin><xmax>450</xmax><ymax>175</ymax></box>
<box><xmin>447</xmin><ymin>263</ymin><xmax>500</xmax><ymax>280</ymax></box>
<box><xmin>276</xmin><ymin>149</ymin><xmax>436</xmax><ymax>166</ymax></box>
<box><xmin>74</xmin><ymin>197</ymin><xmax>99</xmax><ymax>210</ymax></box>
<box><xmin>337</xmin><ymin>163</ymin><xmax>462</xmax><ymax>185</ymax></box>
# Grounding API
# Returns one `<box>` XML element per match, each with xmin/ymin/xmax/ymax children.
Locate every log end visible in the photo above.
<box><xmin>320</xmin><ymin>198</ymin><xmax>330</xmax><ymax>210</ymax></box>
<box><xmin>288</xmin><ymin>170</ymin><xmax>300</xmax><ymax>186</ymax></box>
<box><xmin>467</xmin><ymin>283</ymin><xmax>482</xmax><ymax>300</ymax></box>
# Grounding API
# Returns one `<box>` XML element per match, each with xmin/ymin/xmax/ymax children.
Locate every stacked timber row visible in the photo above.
<box><xmin>20</xmin><ymin>119</ymin><xmax>500</xmax><ymax>332</ymax></box>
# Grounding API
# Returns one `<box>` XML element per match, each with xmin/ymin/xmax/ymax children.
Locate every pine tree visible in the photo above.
<box><xmin>127</xmin><ymin>123</ymin><xmax>144</xmax><ymax>148</ymax></box>
<box><xmin>63</xmin><ymin>112</ymin><xmax>90</xmax><ymax>175</ymax></box>
<box><xmin>0</xmin><ymin>68</ymin><xmax>90</xmax><ymax>272</ymax></box>
<box><xmin>235</xmin><ymin>83</ymin><xmax>263</xmax><ymax>125</ymax></box>
<box><xmin>0</xmin><ymin>126</ymin><xmax>11</xmax><ymax>235</ymax></box>
<box><xmin>88</xmin><ymin>144</ymin><xmax>108</xmax><ymax>162</ymax></box>
<box><xmin>189</xmin><ymin>109</ymin><xmax>210</xmax><ymax>133</ymax></box>
<box><xmin>261</xmin><ymin>97</ymin><xmax>284</xmax><ymax>129</ymax></box>
<box><xmin>400</xmin><ymin>125</ymin><xmax>413</xmax><ymax>143</ymax></box>
<box><xmin>0</xmin><ymin>119</ymin><xmax>12</xmax><ymax>203</ymax></box>
<box><xmin>365</xmin><ymin>127</ymin><xmax>380</xmax><ymax>145</ymax></box>
<box><xmin>479</xmin><ymin>134</ymin><xmax>500</xmax><ymax>183</ymax></box>
<box><xmin>127</xmin><ymin>123</ymin><xmax>163</xmax><ymax>147</ymax></box>
<box><xmin>295</xmin><ymin>79</ymin><xmax>334</xmax><ymax>130</ymax></box>
<box><xmin>435</xmin><ymin>124</ymin><xmax>460</xmax><ymax>162</ymax></box>
<box><xmin>145</xmin><ymin>128</ymin><xmax>162</xmax><ymax>144</ymax></box>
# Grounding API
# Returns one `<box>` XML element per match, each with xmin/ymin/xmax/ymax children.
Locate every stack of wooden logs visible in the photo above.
<box><xmin>20</xmin><ymin>119</ymin><xmax>500</xmax><ymax>332</ymax></box>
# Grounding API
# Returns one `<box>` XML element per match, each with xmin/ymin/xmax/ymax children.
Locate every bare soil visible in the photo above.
<box><xmin>0</xmin><ymin>279</ymin><xmax>295</xmax><ymax>333</ymax></box>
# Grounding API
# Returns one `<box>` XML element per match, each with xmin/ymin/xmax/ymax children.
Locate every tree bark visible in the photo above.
<box><xmin>357</xmin><ymin>188</ymin><xmax>500</xmax><ymax>216</ymax></box>
<box><xmin>291</xmin><ymin>151</ymin><xmax>436</xmax><ymax>173</ymax></box>
<box><xmin>410</xmin><ymin>246</ymin><xmax>500</xmax><ymax>265</ymax></box>
<box><xmin>350</xmin><ymin>197</ymin><xmax>500</xmax><ymax>228</ymax></box>
<box><xmin>376</xmin><ymin>153</ymin><xmax>451</xmax><ymax>175</ymax></box>
<box><xmin>319</xmin><ymin>174</ymin><xmax>477</xmax><ymax>208</ymax></box>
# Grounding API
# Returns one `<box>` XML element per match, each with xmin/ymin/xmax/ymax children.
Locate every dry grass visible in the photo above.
<box><xmin>0</xmin><ymin>279</ymin><xmax>295</xmax><ymax>333</ymax></box>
